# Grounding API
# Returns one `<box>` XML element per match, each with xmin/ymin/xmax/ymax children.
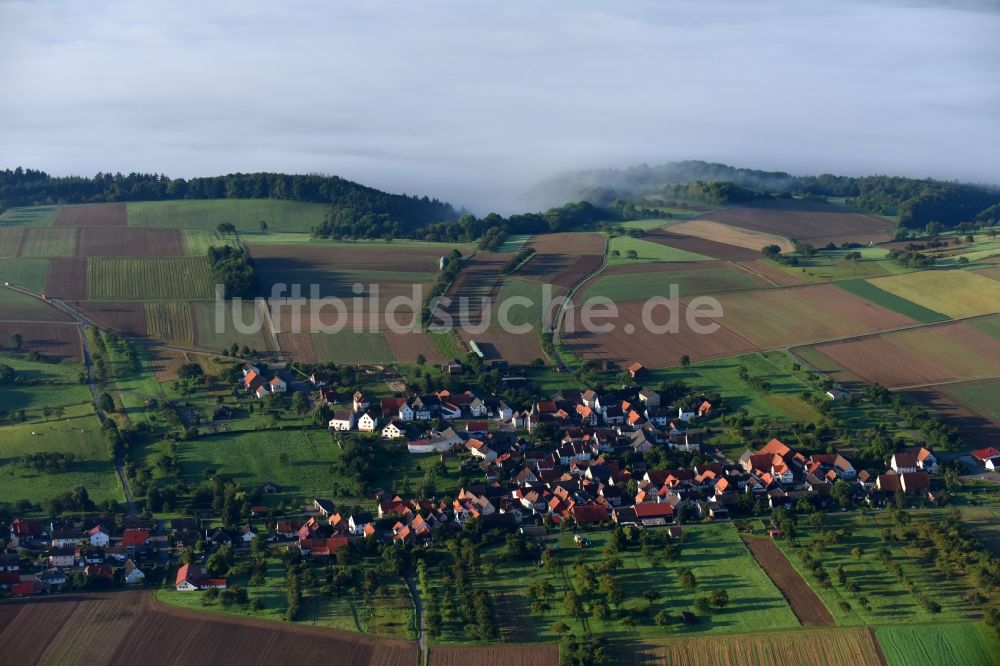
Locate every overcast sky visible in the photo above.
<box><xmin>0</xmin><ymin>0</ymin><xmax>997</xmax><ymax>213</ymax></box>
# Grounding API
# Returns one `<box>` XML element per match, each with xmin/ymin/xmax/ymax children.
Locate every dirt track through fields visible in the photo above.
<box><xmin>741</xmin><ymin>536</ymin><xmax>834</xmax><ymax>627</ymax></box>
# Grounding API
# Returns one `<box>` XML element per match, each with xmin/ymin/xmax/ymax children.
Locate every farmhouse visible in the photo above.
<box><xmin>382</xmin><ymin>420</ymin><xmax>405</xmax><ymax>439</ymax></box>
<box><xmin>357</xmin><ymin>411</ymin><xmax>379</xmax><ymax>432</ymax></box>
<box><xmin>328</xmin><ymin>410</ymin><xmax>357</xmax><ymax>431</ymax></box>
<box><xmin>88</xmin><ymin>525</ymin><xmax>110</xmax><ymax>547</ymax></box>
<box><xmin>175</xmin><ymin>563</ymin><xmax>227</xmax><ymax>591</ymax></box>
<box><xmin>268</xmin><ymin>376</ymin><xmax>287</xmax><ymax>394</ymax></box>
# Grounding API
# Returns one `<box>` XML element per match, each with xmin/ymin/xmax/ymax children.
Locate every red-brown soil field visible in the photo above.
<box><xmin>385</xmin><ymin>330</ymin><xmax>446</xmax><ymax>364</ymax></box>
<box><xmin>430</xmin><ymin>644</ymin><xmax>559</xmax><ymax>666</ymax></box>
<box><xmin>643</xmin><ymin>228</ymin><xmax>762</xmax><ymax>260</ymax></box>
<box><xmin>690</xmin><ymin>199</ymin><xmax>895</xmax><ymax>246</ymax></box>
<box><xmin>711</xmin><ymin>284</ymin><xmax>916</xmax><ymax>349</ymax></box>
<box><xmin>248</xmin><ymin>242</ymin><xmax>448</xmax><ymax>273</ymax></box>
<box><xmin>54</xmin><ymin>203</ymin><xmax>127</xmax><ymax>227</ymax></box>
<box><xmin>459</xmin><ymin>328</ymin><xmax>548</xmax><ymax>365</ymax></box>
<box><xmin>77</xmin><ymin>227</ymin><xmax>187</xmax><ymax>257</ymax></box>
<box><xmin>441</xmin><ymin>254</ymin><xmax>511</xmax><ymax>325</ymax></box>
<box><xmin>71</xmin><ymin>301</ymin><xmax>149</xmax><ymax>336</ymax></box>
<box><xmin>528</xmin><ymin>232</ymin><xmax>606</xmax><ymax>255</ymax></box>
<box><xmin>809</xmin><ymin>320</ymin><xmax>1000</xmax><ymax>389</ymax></box>
<box><xmin>0</xmin><ymin>592</ymin><xmax>420</xmax><ymax>666</ymax></box>
<box><xmin>741</xmin><ymin>536</ymin><xmax>834</xmax><ymax>626</ymax></box>
<box><xmin>550</xmin><ymin>254</ymin><xmax>604</xmax><ymax>288</ymax></box>
<box><xmin>44</xmin><ymin>257</ymin><xmax>89</xmax><ymax>300</ymax></box>
<box><xmin>562</xmin><ymin>301</ymin><xmax>757</xmax><ymax>367</ymax></box>
<box><xmin>0</xmin><ymin>322</ymin><xmax>82</xmax><ymax>361</ymax></box>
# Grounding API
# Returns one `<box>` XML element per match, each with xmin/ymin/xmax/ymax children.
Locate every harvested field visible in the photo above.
<box><xmin>810</xmin><ymin>319</ymin><xmax>1000</xmax><ymax>389</ymax></box>
<box><xmin>669</xmin><ymin>219</ymin><xmax>795</xmax><ymax>253</ymax></box>
<box><xmin>868</xmin><ymin>269</ymin><xmax>1000</xmax><ymax>319</ymax></box>
<box><xmin>459</xmin><ymin>328</ymin><xmax>547</xmax><ymax>365</ymax></box>
<box><xmin>145</xmin><ymin>302</ymin><xmax>195</xmax><ymax>344</ymax></box>
<box><xmin>18</xmin><ymin>227</ymin><xmax>78</xmax><ymax>257</ymax></box>
<box><xmin>0</xmin><ymin>228</ymin><xmax>24</xmax><ymax>257</ymax></box>
<box><xmin>45</xmin><ymin>257</ymin><xmax>89</xmax><ymax>300</ymax></box>
<box><xmin>644</xmin><ymin>228</ymin><xmax>762</xmax><ymax>260</ymax></box>
<box><xmin>741</xmin><ymin>536</ymin><xmax>834</xmax><ymax>626</ymax></box>
<box><xmin>278</xmin><ymin>331</ymin><xmax>395</xmax><ymax>364</ymax></box>
<box><xmin>712</xmin><ymin>284</ymin><xmax>915</xmax><ymax>348</ymax></box>
<box><xmin>624</xmin><ymin>627</ymin><xmax>883</xmax><ymax>666</ymax></box>
<box><xmin>528</xmin><ymin>231</ymin><xmax>605</xmax><ymax>254</ymax></box>
<box><xmin>77</xmin><ymin>227</ymin><xmax>187</xmax><ymax>257</ymax></box>
<box><xmin>88</xmin><ymin>257</ymin><xmax>214</xmax><ymax>300</ymax></box>
<box><xmin>520</xmin><ymin>254</ymin><xmax>603</xmax><ymax>288</ymax></box>
<box><xmin>0</xmin><ymin>287</ymin><xmax>72</xmax><ymax>322</ymax></box>
<box><xmin>385</xmin><ymin>330</ymin><xmax>446</xmax><ymax>364</ymax></box>
<box><xmin>563</xmin><ymin>301</ymin><xmax>756</xmax><ymax>367</ymax></box>
<box><xmin>690</xmin><ymin>199</ymin><xmax>895</xmax><ymax>245</ymax></box>
<box><xmin>430</xmin><ymin>644</ymin><xmax>559</xmax><ymax>666</ymax></box>
<box><xmin>192</xmin><ymin>300</ymin><xmax>275</xmax><ymax>352</ymax></box>
<box><xmin>0</xmin><ymin>592</ymin><xmax>419</xmax><ymax>666</ymax></box>
<box><xmin>73</xmin><ymin>302</ymin><xmax>148</xmax><ymax>336</ymax></box>
<box><xmin>249</xmin><ymin>242</ymin><xmax>449</xmax><ymax>273</ymax></box>
<box><xmin>0</xmin><ymin>322</ymin><xmax>82</xmax><ymax>361</ymax></box>
<box><xmin>493</xmin><ymin>592</ymin><xmax>538</xmax><ymax>642</ymax></box>
<box><xmin>54</xmin><ymin>203</ymin><xmax>127</xmax><ymax>227</ymax></box>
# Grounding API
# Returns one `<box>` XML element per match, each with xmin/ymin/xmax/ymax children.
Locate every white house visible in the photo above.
<box><xmin>48</xmin><ymin>548</ymin><xmax>76</xmax><ymax>568</ymax></box>
<box><xmin>466</xmin><ymin>438</ymin><xmax>497</xmax><ymax>462</ymax></box>
<box><xmin>382</xmin><ymin>420</ymin><xmax>404</xmax><ymax>440</ymax></box>
<box><xmin>677</xmin><ymin>406</ymin><xmax>695</xmax><ymax>421</ymax></box>
<box><xmin>357</xmin><ymin>412</ymin><xmax>378</xmax><ymax>432</ymax></box>
<box><xmin>123</xmin><ymin>559</ymin><xmax>145</xmax><ymax>585</ymax></box>
<box><xmin>398</xmin><ymin>403</ymin><xmax>415</xmax><ymax>421</ymax></box>
<box><xmin>328</xmin><ymin>410</ymin><xmax>356</xmax><ymax>431</ymax></box>
<box><xmin>469</xmin><ymin>397</ymin><xmax>488</xmax><ymax>417</ymax></box>
<box><xmin>88</xmin><ymin>525</ymin><xmax>110</xmax><ymax>547</ymax></box>
<box><xmin>495</xmin><ymin>401</ymin><xmax>513</xmax><ymax>423</ymax></box>
<box><xmin>268</xmin><ymin>376</ymin><xmax>287</xmax><ymax>394</ymax></box>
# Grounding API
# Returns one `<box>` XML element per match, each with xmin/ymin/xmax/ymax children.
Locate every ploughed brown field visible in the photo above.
<box><xmin>430</xmin><ymin>644</ymin><xmax>559</xmax><ymax>666</ymax></box>
<box><xmin>441</xmin><ymin>254</ymin><xmax>511</xmax><ymax>325</ymax></box>
<box><xmin>0</xmin><ymin>322</ymin><xmax>82</xmax><ymax>361</ymax></box>
<box><xmin>643</xmin><ymin>228</ymin><xmax>762</xmax><ymax>261</ymax></box>
<box><xmin>384</xmin><ymin>330</ymin><xmax>446</xmax><ymax>364</ymax></box>
<box><xmin>689</xmin><ymin>199</ymin><xmax>895</xmax><ymax>246</ymax></box>
<box><xmin>741</xmin><ymin>536</ymin><xmax>834</xmax><ymax>626</ymax></box>
<box><xmin>519</xmin><ymin>253</ymin><xmax>603</xmax><ymax>288</ymax></box>
<box><xmin>528</xmin><ymin>231</ymin><xmax>606</xmax><ymax>254</ymax></box>
<box><xmin>76</xmin><ymin>227</ymin><xmax>187</xmax><ymax>257</ymax></box>
<box><xmin>459</xmin><ymin>328</ymin><xmax>548</xmax><ymax>365</ymax></box>
<box><xmin>44</xmin><ymin>257</ymin><xmax>89</xmax><ymax>300</ymax></box>
<box><xmin>71</xmin><ymin>301</ymin><xmax>149</xmax><ymax>337</ymax></box>
<box><xmin>54</xmin><ymin>203</ymin><xmax>127</xmax><ymax>227</ymax></box>
<box><xmin>0</xmin><ymin>592</ymin><xmax>420</xmax><ymax>666</ymax></box>
<box><xmin>809</xmin><ymin>319</ymin><xmax>1000</xmax><ymax>389</ymax></box>
<box><xmin>247</xmin><ymin>242</ymin><xmax>449</xmax><ymax>273</ymax></box>
<box><xmin>272</xmin><ymin>303</ymin><xmax>422</xmax><ymax>332</ymax></box>
<box><xmin>562</xmin><ymin>301</ymin><xmax>757</xmax><ymax>366</ymax></box>
<box><xmin>549</xmin><ymin>254</ymin><xmax>604</xmax><ymax>288</ymax></box>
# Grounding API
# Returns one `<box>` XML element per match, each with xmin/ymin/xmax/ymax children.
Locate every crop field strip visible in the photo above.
<box><xmin>668</xmin><ymin>218</ymin><xmax>796</xmax><ymax>253</ymax></box>
<box><xmin>191</xmin><ymin>300</ymin><xmax>276</xmax><ymax>352</ymax></box>
<box><xmin>277</xmin><ymin>330</ymin><xmax>395</xmax><ymax>364</ymax></box>
<box><xmin>642</xmin><ymin>227</ymin><xmax>764</xmax><ymax>260</ymax></box>
<box><xmin>54</xmin><ymin>203</ymin><xmax>127</xmax><ymax>227</ymax></box>
<box><xmin>809</xmin><ymin>316</ymin><xmax>1000</xmax><ymax>389</ymax></box>
<box><xmin>429</xmin><ymin>645</ymin><xmax>559</xmax><ymax>666</ymax></box>
<box><xmin>583</xmin><ymin>264</ymin><xmax>769</xmax><ymax>302</ymax></box>
<box><xmin>127</xmin><ymin>199</ymin><xmax>331</xmax><ymax>232</ymax></box>
<box><xmin>145</xmin><ymin>302</ymin><xmax>195</xmax><ymax>345</ymax></box>
<box><xmin>875</xmin><ymin>623</ymin><xmax>998</xmax><ymax>666</ymax></box>
<box><xmin>0</xmin><ymin>227</ymin><xmax>23</xmax><ymax>256</ymax></box>
<box><xmin>607</xmin><ymin>235</ymin><xmax>712</xmax><ymax>265</ymax></box>
<box><xmin>623</xmin><ymin>627</ymin><xmax>886</xmax><ymax>666</ymax></box>
<box><xmin>44</xmin><ymin>257</ymin><xmax>89</xmax><ymax>300</ymax></box>
<box><xmin>76</xmin><ymin>227</ymin><xmax>187</xmax><ymax>257</ymax></box>
<box><xmin>87</xmin><ymin>257</ymin><xmax>215</xmax><ymax>300</ymax></box>
<box><xmin>72</xmin><ymin>301</ymin><xmax>149</xmax><ymax>337</ymax></box>
<box><xmin>0</xmin><ymin>321</ymin><xmax>83</xmax><ymax>361</ymax></box>
<box><xmin>741</xmin><ymin>536</ymin><xmax>835</xmax><ymax>626</ymax></box>
<box><xmin>248</xmin><ymin>241</ymin><xmax>450</xmax><ymax>273</ymax></box>
<box><xmin>867</xmin><ymin>269</ymin><xmax>1000</xmax><ymax>319</ymax></box>
<box><xmin>0</xmin><ymin>257</ymin><xmax>50</xmax><ymax>293</ymax></box>
<box><xmin>0</xmin><ymin>205</ymin><xmax>61</xmax><ymax>227</ymax></box>
<box><xmin>685</xmin><ymin>199</ymin><xmax>896</xmax><ymax>246</ymax></box>
<box><xmin>18</xmin><ymin>226</ymin><xmax>78</xmax><ymax>257</ymax></box>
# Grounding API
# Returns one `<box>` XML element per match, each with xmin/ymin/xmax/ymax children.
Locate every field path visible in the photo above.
<box><xmin>552</xmin><ymin>234</ymin><xmax>610</xmax><ymax>371</ymax></box>
<box><xmin>405</xmin><ymin>574</ymin><xmax>428</xmax><ymax>666</ymax></box>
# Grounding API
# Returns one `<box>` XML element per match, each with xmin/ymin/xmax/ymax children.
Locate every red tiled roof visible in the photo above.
<box><xmin>122</xmin><ymin>529</ymin><xmax>149</xmax><ymax>547</ymax></box>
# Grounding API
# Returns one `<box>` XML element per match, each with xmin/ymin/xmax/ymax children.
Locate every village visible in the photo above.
<box><xmin>3</xmin><ymin>353</ymin><xmax>985</xmax><ymax>603</ymax></box>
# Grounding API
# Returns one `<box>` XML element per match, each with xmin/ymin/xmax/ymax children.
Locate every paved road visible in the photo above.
<box><xmin>404</xmin><ymin>574</ymin><xmax>428</xmax><ymax>666</ymax></box>
<box><xmin>3</xmin><ymin>283</ymin><xmax>138</xmax><ymax>515</ymax></box>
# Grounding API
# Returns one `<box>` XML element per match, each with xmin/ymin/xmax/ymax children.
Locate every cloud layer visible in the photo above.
<box><xmin>1</xmin><ymin>0</ymin><xmax>997</xmax><ymax>213</ymax></box>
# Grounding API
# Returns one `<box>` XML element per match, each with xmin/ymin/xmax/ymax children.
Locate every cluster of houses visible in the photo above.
<box><xmin>242</xmin><ymin>363</ymin><xmax>287</xmax><ymax>399</ymax></box>
<box><xmin>0</xmin><ymin>517</ymin><xmax>150</xmax><ymax>596</ymax></box>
